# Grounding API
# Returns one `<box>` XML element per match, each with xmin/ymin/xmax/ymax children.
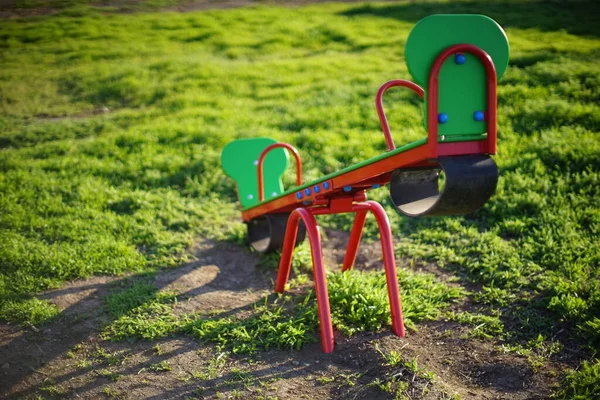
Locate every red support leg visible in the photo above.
<box><xmin>353</xmin><ymin>201</ymin><xmax>405</xmax><ymax>337</ymax></box>
<box><xmin>273</xmin><ymin>199</ymin><xmax>404</xmax><ymax>353</ymax></box>
<box><xmin>275</xmin><ymin>208</ymin><xmax>335</xmax><ymax>353</ymax></box>
<box><xmin>342</xmin><ymin>210</ymin><xmax>368</xmax><ymax>272</ymax></box>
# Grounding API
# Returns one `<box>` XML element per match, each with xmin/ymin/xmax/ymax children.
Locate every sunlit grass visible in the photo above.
<box><xmin>0</xmin><ymin>0</ymin><xmax>599</xmax><ymax>394</ymax></box>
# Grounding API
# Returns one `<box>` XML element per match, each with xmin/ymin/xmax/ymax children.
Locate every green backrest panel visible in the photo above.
<box><xmin>221</xmin><ymin>138</ymin><xmax>289</xmax><ymax>208</ymax></box>
<box><xmin>405</xmin><ymin>14</ymin><xmax>509</xmax><ymax>136</ymax></box>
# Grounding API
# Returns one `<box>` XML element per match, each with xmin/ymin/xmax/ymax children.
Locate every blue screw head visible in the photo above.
<box><xmin>455</xmin><ymin>53</ymin><xmax>466</xmax><ymax>65</ymax></box>
<box><xmin>438</xmin><ymin>113</ymin><xmax>449</xmax><ymax>124</ymax></box>
<box><xmin>372</xmin><ymin>183</ymin><xmax>380</xmax><ymax>189</ymax></box>
<box><xmin>323</xmin><ymin>182</ymin><xmax>330</xmax><ymax>190</ymax></box>
<box><xmin>343</xmin><ymin>186</ymin><xmax>352</xmax><ymax>192</ymax></box>
<box><xmin>296</xmin><ymin>192</ymin><xmax>303</xmax><ymax>200</ymax></box>
<box><xmin>313</xmin><ymin>185</ymin><xmax>320</xmax><ymax>193</ymax></box>
<box><xmin>302</xmin><ymin>201</ymin><xmax>311</xmax><ymax>205</ymax></box>
<box><xmin>304</xmin><ymin>188</ymin><xmax>311</xmax><ymax>196</ymax></box>
<box><xmin>473</xmin><ymin>111</ymin><xmax>485</xmax><ymax>121</ymax></box>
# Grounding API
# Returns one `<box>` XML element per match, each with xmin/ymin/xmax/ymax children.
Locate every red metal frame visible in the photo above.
<box><xmin>242</xmin><ymin>44</ymin><xmax>499</xmax><ymax>353</ymax></box>
<box><xmin>257</xmin><ymin>143</ymin><xmax>303</xmax><ymax>202</ymax></box>
<box><xmin>275</xmin><ymin>198</ymin><xmax>405</xmax><ymax>353</ymax></box>
<box><xmin>376</xmin><ymin>80</ymin><xmax>425</xmax><ymax>151</ymax></box>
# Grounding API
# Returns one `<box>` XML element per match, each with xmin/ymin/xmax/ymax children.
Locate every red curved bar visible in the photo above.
<box><xmin>352</xmin><ymin>201</ymin><xmax>405</xmax><ymax>337</ymax></box>
<box><xmin>376</xmin><ymin>80</ymin><xmax>425</xmax><ymax>151</ymax></box>
<box><xmin>275</xmin><ymin>208</ymin><xmax>334</xmax><ymax>353</ymax></box>
<box><xmin>427</xmin><ymin>44</ymin><xmax>498</xmax><ymax>156</ymax></box>
<box><xmin>274</xmin><ymin>200</ymin><xmax>405</xmax><ymax>353</ymax></box>
<box><xmin>257</xmin><ymin>143</ymin><xmax>303</xmax><ymax>202</ymax></box>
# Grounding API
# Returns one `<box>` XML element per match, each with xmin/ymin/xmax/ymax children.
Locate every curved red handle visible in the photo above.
<box><xmin>375</xmin><ymin>80</ymin><xmax>425</xmax><ymax>151</ymax></box>
<box><xmin>257</xmin><ymin>143</ymin><xmax>303</xmax><ymax>202</ymax></box>
<box><xmin>427</xmin><ymin>44</ymin><xmax>498</xmax><ymax>156</ymax></box>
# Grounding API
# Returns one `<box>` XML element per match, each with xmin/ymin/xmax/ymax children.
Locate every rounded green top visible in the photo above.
<box><xmin>405</xmin><ymin>14</ymin><xmax>510</xmax><ymax>86</ymax></box>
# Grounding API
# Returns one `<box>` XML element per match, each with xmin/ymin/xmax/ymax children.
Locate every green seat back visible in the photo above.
<box><xmin>221</xmin><ymin>138</ymin><xmax>289</xmax><ymax>209</ymax></box>
<box><xmin>405</xmin><ymin>15</ymin><xmax>510</xmax><ymax>136</ymax></box>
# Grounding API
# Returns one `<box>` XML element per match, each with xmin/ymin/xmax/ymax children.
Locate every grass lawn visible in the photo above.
<box><xmin>1</xmin><ymin>0</ymin><xmax>599</xmax><ymax>398</ymax></box>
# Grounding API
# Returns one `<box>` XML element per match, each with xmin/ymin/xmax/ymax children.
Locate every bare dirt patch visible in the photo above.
<box><xmin>0</xmin><ymin>232</ymin><xmax>569</xmax><ymax>399</ymax></box>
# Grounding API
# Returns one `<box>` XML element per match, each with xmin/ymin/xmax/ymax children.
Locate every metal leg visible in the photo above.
<box><xmin>353</xmin><ymin>201</ymin><xmax>405</xmax><ymax>337</ymax></box>
<box><xmin>342</xmin><ymin>210</ymin><xmax>368</xmax><ymax>272</ymax></box>
<box><xmin>275</xmin><ymin>208</ymin><xmax>334</xmax><ymax>353</ymax></box>
<box><xmin>272</xmin><ymin>199</ymin><xmax>404</xmax><ymax>353</ymax></box>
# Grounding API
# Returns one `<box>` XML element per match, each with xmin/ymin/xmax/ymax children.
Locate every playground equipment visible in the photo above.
<box><xmin>221</xmin><ymin>15</ymin><xmax>509</xmax><ymax>353</ymax></box>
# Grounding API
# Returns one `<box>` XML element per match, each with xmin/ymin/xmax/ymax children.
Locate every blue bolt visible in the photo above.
<box><xmin>296</xmin><ymin>192</ymin><xmax>303</xmax><ymax>200</ymax></box>
<box><xmin>323</xmin><ymin>182</ymin><xmax>330</xmax><ymax>190</ymax></box>
<box><xmin>372</xmin><ymin>184</ymin><xmax>380</xmax><ymax>189</ymax></box>
<box><xmin>313</xmin><ymin>185</ymin><xmax>320</xmax><ymax>193</ymax></box>
<box><xmin>455</xmin><ymin>53</ymin><xmax>466</xmax><ymax>65</ymax></box>
<box><xmin>438</xmin><ymin>113</ymin><xmax>449</xmax><ymax>124</ymax></box>
<box><xmin>474</xmin><ymin>111</ymin><xmax>485</xmax><ymax>121</ymax></box>
<box><xmin>302</xmin><ymin>201</ymin><xmax>311</xmax><ymax>205</ymax></box>
<box><xmin>304</xmin><ymin>188</ymin><xmax>311</xmax><ymax>196</ymax></box>
<box><xmin>343</xmin><ymin>186</ymin><xmax>352</xmax><ymax>192</ymax></box>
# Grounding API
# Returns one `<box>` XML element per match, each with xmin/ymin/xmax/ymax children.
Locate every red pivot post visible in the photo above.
<box><xmin>342</xmin><ymin>210</ymin><xmax>368</xmax><ymax>272</ymax></box>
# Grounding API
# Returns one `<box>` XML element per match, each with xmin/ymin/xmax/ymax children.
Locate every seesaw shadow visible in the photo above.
<box><xmin>0</xmin><ymin>239</ymin><xmax>274</xmax><ymax>398</ymax></box>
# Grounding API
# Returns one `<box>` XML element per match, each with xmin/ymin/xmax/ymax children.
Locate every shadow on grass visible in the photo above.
<box><xmin>0</xmin><ymin>239</ymin><xmax>273</xmax><ymax>398</ymax></box>
<box><xmin>340</xmin><ymin>0</ymin><xmax>600</xmax><ymax>38</ymax></box>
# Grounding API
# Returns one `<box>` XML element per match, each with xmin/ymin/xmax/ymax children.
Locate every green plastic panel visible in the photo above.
<box><xmin>221</xmin><ymin>138</ymin><xmax>289</xmax><ymax>208</ymax></box>
<box><xmin>405</xmin><ymin>15</ymin><xmax>509</xmax><ymax>136</ymax></box>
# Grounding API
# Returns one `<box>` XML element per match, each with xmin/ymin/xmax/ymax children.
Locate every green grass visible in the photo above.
<box><xmin>0</xmin><ymin>0</ymin><xmax>599</xmax><ymax>395</ymax></box>
<box><xmin>102</xmin><ymin>268</ymin><xmax>461</xmax><ymax>355</ymax></box>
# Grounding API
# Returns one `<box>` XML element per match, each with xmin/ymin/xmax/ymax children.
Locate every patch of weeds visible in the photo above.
<box><xmin>288</xmin><ymin>273</ymin><xmax>310</xmax><ymax>289</ymax></box>
<box><xmin>446</xmin><ymin>311</ymin><xmax>505</xmax><ymax>340</ymax></box>
<box><xmin>579</xmin><ymin>317</ymin><xmax>600</xmax><ymax>351</ymax></box>
<box><xmin>376</xmin><ymin>344</ymin><xmax>403</xmax><ymax>367</ymax></box>
<box><xmin>152</xmin><ymin>343</ymin><xmax>163</xmax><ymax>355</ymax></box>
<box><xmin>373</xmin><ymin>345</ymin><xmax>436</xmax><ymax>399</ymax></box>
<box><xmin>102</xmin><ymin>291</ymin><xmax>180</xmax><ymax>341</ymax></box>
<box><xmin>0</xmin><ymin>298</ymin><xmax>60</xmax><ymax>326</ymax></box>
<box><xmin>149</xmin><ymin>360</ymin><xmax>172</xmax><ymax>372</ymax></box>
<box><xmin>77</xmin><ymin>359</ymin><xmax>92</xmax><ymax>368</ymax></box>
<box><xmin>228</xmin><ymin>368</ymin><xmax>254</xmax><ymax>385</ymax></box>
<box><xmin>183</xmin><ymin>294</ymin><xmax>318</xmax><ymax>355</ymax></box>
<box><xmin>473</xmin><ymin>285</ymin><xmax>517</xmax><ymax>308</ymax></box>
<box><xmin>100</xmin><ymin>369</ymin><xmax>123</xmax><ymax>382</ymax></box>
<box><xmin>338</xmin><ymin>372</ymin><xmax>363</xmax><ymax>387</ymax></box>
<box><xmin>328</xmin><ymin>269</ymin><xmax>464</xmax><ymax>335</ymax></box>
<box><xmin>101</xmin><ymin>386</ymin><xmax>120</xmax><ymax>398</ymax></box>
<box><xmin>40</xmin><ymin>379</ymin><xmax>63</xmax><ymax>395</ymax></box>
<box><xmin>502</xmin><ymin>334</ymin><xmax>563</xmax><ymax>372</ymax></box>
<box><xmin>192</xmin><ymin>351</ymin><xmax>228</xmax><ymax>380</ymax></box>
<box><xmin>316</xmin><ymin>375</ymin><xmax>335</xmax><ymax>384</ymax></box>
<box><xmin>553</xmin><ymin>360</ymin><xmax>600</xmax><ymax>400</ymax></box>
<box><xmin>94</xmin><ymin>346</ymin><xmax>121</xmax><ymax>365</ymax></box>
<box><xmin>104</xmin><ymin>281</ymin><xmax>158</xmax><ymax>317</ymax></box>
<box><xmin>368</xmin><ymin>377</ymin><xmax>409</xmax><ymax>398</ymax></box>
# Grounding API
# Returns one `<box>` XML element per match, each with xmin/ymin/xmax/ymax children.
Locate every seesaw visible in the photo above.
<box><xmin>221</xmin><ymin>15</ymin><xmax>509</xmax><ymax>353</ymax></box>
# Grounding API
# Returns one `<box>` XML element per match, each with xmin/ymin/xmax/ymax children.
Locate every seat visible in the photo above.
<box><xmin>221</xmin><ymin>137</ymin><xmax>288</xmax><ymax>209</ymax></box>
<box><xmin>221</xmin><ymin>137</ymin><xmax>306</xmax><ymax>252</ymax></box>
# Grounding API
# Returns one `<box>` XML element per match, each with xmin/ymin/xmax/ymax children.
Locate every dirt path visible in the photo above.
<box><xmin>0</xmin><ymin>231</ymin><xmax>567</xmax><ymax>399</ymax></box>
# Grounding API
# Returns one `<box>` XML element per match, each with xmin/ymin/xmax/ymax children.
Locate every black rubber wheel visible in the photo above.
<box><xmin>389</xmin><ymin>154</ymin><xmax>498</xmax><ymax>217</ymax></box>
<box><xmin>247</xmin><ymin>213</ymin><xmax>306</xmax><ymax>253</ymax></box>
